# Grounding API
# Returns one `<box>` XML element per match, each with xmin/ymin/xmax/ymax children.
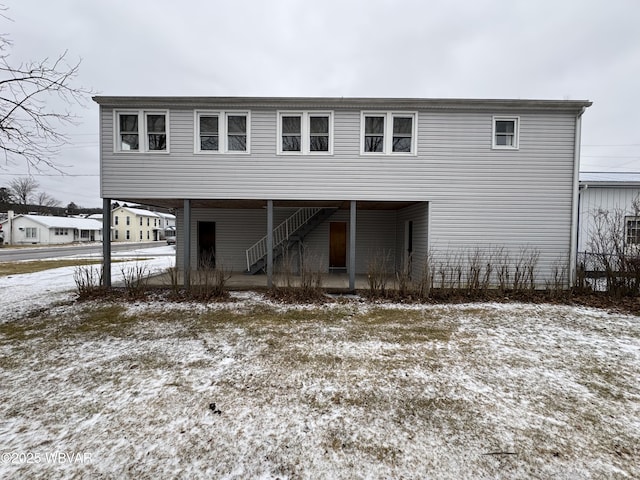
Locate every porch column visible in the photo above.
<box><xmin>183</xmin><ymin>199</ymin><xmax>191</xmax><ymax>288</ymax></box>
<box><xmin>267</xmin><ymin>200</ymin><xmax>274</xmax><ymax>288</ymax></box>
<box><xmin>102</xmin><ymin>198</ymin><xmax>111</xmax><ymax>288</ymax></box>
<box><xmin>349</xmin><ymin>200</ymin><xmax>356</xmax><ymax>291</ymax></box>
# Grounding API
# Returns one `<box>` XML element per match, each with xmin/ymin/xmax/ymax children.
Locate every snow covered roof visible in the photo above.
<box><xmin>580</xmin><ymin>172</ymin><xmax>640</xmax><ymax>185</ymax></box>
<box><xmin>155</xmin><ymin>212</ymin><xmax>175</xmax><ymax>220</ymax></box>
<box><xmin>3</xmin><ymin>214</ymin><xmax>103</xmax><ymax>230</ymax></box>
<box><xmin>116</xmin><ymin>206</ymin><xmax>160</xmax><ymax>218</ymax></box>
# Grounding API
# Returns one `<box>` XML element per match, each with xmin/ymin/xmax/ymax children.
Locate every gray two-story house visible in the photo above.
<box><xmin>94</xmin><ymin>96</ymin><xmax>591</xmax><ymax>289</ymax></box>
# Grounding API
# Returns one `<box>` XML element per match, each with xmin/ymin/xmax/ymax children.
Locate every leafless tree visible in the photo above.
<box><xmin>8</xmin><ymin>176</ymin><xmax>38</xmax><ymax>204</ymax></box>
<box><xmin>0</xmin><ymin>7</ymin><xmax>93</xmax><ymax>171</ymax></box>
<box><xmin>35</xmin><ymin>190</ymin><xmax>60</xmax><ymax>207</ymax></box>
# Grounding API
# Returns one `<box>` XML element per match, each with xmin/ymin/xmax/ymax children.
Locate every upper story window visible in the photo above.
<box><xmin>361</xmin><ymin>112</ymin><xmax>416</xmax><ymax>155</ymax></box>
<box><xmin>492</xmin><ymin>116</ymin><xmax>519</xmax><ymax>149</ymax></box>
<box><xmin>115</xmin><ymin>110</ymin><xmax>169</xmax><ymax>153</ymax></box>
<box><xmin>114</xmin><ymin>216</ymin><xmax>119</xmax><ymax>225</ymax></box>
<box><xmin>195</xmin><ymin>111</ymin><xmax>250</xmax><ymax>153</ymax></box>
<box><xmin>626</xmin><ymin>217</ymin><xmax>640</xmax><ymax>245</ymax></box>
<box><xmin>277</xmin><ymin>111</ymin><xmax>333</xmax><ymax>155</ymax></box>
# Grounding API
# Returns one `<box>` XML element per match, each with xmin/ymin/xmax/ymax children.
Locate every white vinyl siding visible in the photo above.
<box><xmin>99</xmin><ymin>100</ymin><xmax>583</xmax><ymax>281</ymax></box>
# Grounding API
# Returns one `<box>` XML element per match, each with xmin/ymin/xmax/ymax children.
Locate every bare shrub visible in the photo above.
<box><xmin>512</xmin><ymin>247</ymin><xmax>539</xmax><ymax>292</ymax></box>
<box><xmin>396</xmin><ymin>253</ymin><xmax>413</xmax><ymax>297</ymax></box>
<box><xmin>416</xmin><ymin>249</ymin><xmax>435</xmax><ymax>299</ymax></box>
<box><xmin>299</xmin><ymin>246</ymin><xmax>323</xmax><ymax>295</ymax></box>
<box><xmin>74</xmin><ymin>264</ymin><xmax>104</xmax><ymax>298</ymax></box>
<box><xmin>586</xmin><ymin>201</ymin><xmax>640</xmax><ymax>297</ymax></box>
<box><xmin>164</xmin><ymin>266</ymin><xmax>181</xmax><ymax>295</ymax></box>
<box><xmin>189</xmin><ymin>253</ymin><xmax>231</xmax><ymax>300</ymax></box>
<box><xmin>120</xmin><ymin>262</ymin><xmax>150</xmax><ymax>298</ymax></box>
<box><xmin>545</xmin><ymin>256</ymin><xmax>568</xmax><ymax>297</ymax></box>
<box><xmin>367</xmin><ymin>249</ymin><xmax>392</xmax><ymax>296</ymax></box>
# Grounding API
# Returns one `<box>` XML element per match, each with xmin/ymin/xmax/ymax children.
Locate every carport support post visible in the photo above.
<box><xmin>349</xmin><ymin>200</ymin><xmax>356</xmax><ymax>291</ymax></box>
<box><xmin>267</xmin><ymin>200</ymin><xmax>274</xmax><ymax>288</ymax></box>
<box><xmin>183</xmin><ymin>199</ymin><xmax>191</xmax><ymax>288</ymax></box>
<box><xmin>102</xmin><ymin>198</ymin><xmax>111</xmax><ymax>288</ymax></box>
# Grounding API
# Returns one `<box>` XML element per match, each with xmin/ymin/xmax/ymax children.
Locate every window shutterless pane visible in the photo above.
<box><xmin>119</xmin><ymin>114</ymin><xmax>138</xmax><ymax>132</ymax></box>
<box><xmin>365</xmin><ymin>116</ymin><xmax>385</xmax><ymax>134</ymax></box>
<box><xmin>393</xmin><ymin>117</ymin><xmax>412</xmax><ymax>134</ymax></box>
<box><xmin>147</xmin><ymin>114</ymin><xmax>166</xmax><ymax>133</ymax></box>
<box><xmin>309</xmin><ymin>116</ymin><xmax>329</xmax><ymax>134</ymax></box>
<box><xmin>228</xmin><ymin>135</ymin><xmax>247</xmax><ymax>151</ymax></box>
<box><xmin>200</xmin><ymin>136</ymin><xmax>218</xmax><ymax>151</ymax></box>
<box><xmin>310</xmin><ymin>136</ymin><xmax>329</xmax><ymax>152</ymax></box>
<box><xmin>227</xmin><ymin>115</ymin><xmax>246</xmax><ymax>134</ymax></box>
<box><xmin>392</xmin><ymin>137</ymin><xmax>412</xmax><ymax>152</ymax></box>
<box><xmin>496</xmin><ymin>120</ymin><xmax>515</xmax><ymax>134</ymax></box>
<box><xmin>120</xmin><ymin>134</ymin><xmax>139</xmax><ymax>151</ymax></box>
<box><xmin>282</xmin><ymin>116</ymin><xmax>301</xmax><ymax>134</ymax></box>
<box><xmin>364</xmin><ymin>136</ymin><xmax>384</xmax><ymax>152</ymax></box>
<box><xmin>200</xmin><ymin>116</ymin><xmax>218</xmax><ymax>133</ymax></box>
<box><xmin>148</xmin><ymin>134</ymin><xmax>166</xmax><ymax>150</ymax></box>
<box><xmin>282</xmin><ymin>136</ymin><xmax>301</xmax><ymax>151</ymax></box>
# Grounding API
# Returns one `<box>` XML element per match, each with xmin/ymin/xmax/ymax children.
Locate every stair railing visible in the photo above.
<box><xmin>246</xmin><ymin>207</ymin><xmax>321</xmax><ymax>271</ymax></box>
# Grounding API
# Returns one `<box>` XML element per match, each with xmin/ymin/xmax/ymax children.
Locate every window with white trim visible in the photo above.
<box><xmin>126</xmin><ymin>230</ymin><xmax>130</xmax><ymax>240</ymax></box>
<box><xmin>278</xmin><ymin>112</ymin><xmax>332</xmax><ymax>154</ymax></box>
<box><xmin>626</xmin><ymin>217</ymin><xmax>640</xmax><ymax>245</ymax></box>
<box><xmin>492</xmin><ymin>116</ymin><xmax>519</xmax><ymax>149</ymax></box>
<box><xmin>115</xmin><ymin>230</ymin><xmax>119</xmax><ymax>240</ymax></box>
<box><xmin>54</xmin><ymin>228</ymin><xmax>69</xmax><ymax>236</ymax></box>
<box><xmin>361</xmin><ymin>112</ymin><xmax>416</xmax><ymax>155</ymax></box>
<box><xmin>115</xmin><ymin>110</ymin><xmax>169</xmax><ymax>152</ymax></box>
<box><xmin>195</xmin><ymin>111</ymin><xmax>250</xmax><ymax>153</ymax></box>
<box><xmin>25</xmin><ymin>227</ymin><xmax>37</xmax><ymax>238</ymax></box>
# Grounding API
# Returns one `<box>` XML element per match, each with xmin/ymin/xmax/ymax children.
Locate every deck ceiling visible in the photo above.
<box><xmin>113</xmin><ymin>198</ymin><xmax>420</xmax><ymax>211</ymax></box>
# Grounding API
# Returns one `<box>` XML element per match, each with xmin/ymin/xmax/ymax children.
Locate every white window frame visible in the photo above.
<box><xmin>492</xmin><ymin>116</ymin><xmax>520</xmax><ymax>150</ymax></box>
<box><xmin>194</xmin><ymin>110</ymin><xmax>251</xmax><ymax>154</ymax></box>
<box><xmin>114</xmin><ymin>110</ymin><xmax>170</xmax><ymax>153</ymax></box>
<box><xmin>25</xmin><ymin>227</ymin><xmax>37</xmax><ymax>239</ymax></box>
<box><xmin>277</xmin><ymin>111</ymin><xmax>334</xmax><ymax>155</ymax></box>
<box><xmin>360</xmin><ymin>111</ymin><xmax>417</xmax><ymax>155</ymax></box>
<box><xmin>626</xmin><ymin>216</ymin><xmax>640</xmax><ymax>245</ymax></box>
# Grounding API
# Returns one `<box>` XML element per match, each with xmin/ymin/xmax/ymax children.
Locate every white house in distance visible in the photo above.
<box><xmin>577</xmin><ymin>172</ymin><xmax>640</xmax><ymax>253</ymax></box>
<box><xmin>94</xmin><ymin>96</ymin><xmax>591</xmax><ymax>289</ymax></box>
<box><xmin>0</xmin><ymin>213</ymin><xmax>103</xmax><ymax>245</ymax></box>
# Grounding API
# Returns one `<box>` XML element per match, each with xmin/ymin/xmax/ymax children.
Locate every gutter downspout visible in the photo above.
<box><xmin>569</xmin><ymin>107</ymin><xmax>586</xmax><ymax>286</ymax></box>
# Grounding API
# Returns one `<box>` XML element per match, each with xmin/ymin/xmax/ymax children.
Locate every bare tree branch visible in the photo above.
<box><xmin>0</xmin><ymin>10</ymin><xmax>94</xmax><ymax>172</ymax></box>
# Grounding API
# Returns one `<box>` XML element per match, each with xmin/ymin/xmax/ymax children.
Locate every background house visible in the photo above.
<box><xmin>95</xmin><ymin>96</ymin><xmax>591</xmax><ymax>288</ymax></box>
<box><xmin>578</xmin><ymin>172</ymin><xmax>640</xmax><ymax>253</ymax></box>
<box><xmin>111</xmin><ymin>206</ymin><xmax>162</xmax><ymax>242</ymax></box>
<box><xmin>0</xmin><ymin>213</ymin><xmax>103</xmax><ymax>245</ymax></box>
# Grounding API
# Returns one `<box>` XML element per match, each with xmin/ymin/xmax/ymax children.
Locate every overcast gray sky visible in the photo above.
<box><xmin>2</xmin><ymin>0</ymin><xmax>639</xmax><ymax>208</ymax></box>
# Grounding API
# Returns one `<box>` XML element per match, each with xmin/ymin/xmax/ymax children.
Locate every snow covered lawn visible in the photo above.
<box><xmin>0</xmin><ymin>292</ymin><xmax>638</xmax><ymax>479</ymax></box>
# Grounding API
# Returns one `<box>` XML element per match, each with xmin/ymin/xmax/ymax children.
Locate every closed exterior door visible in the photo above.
<box><xmin>329</xmin><ymin>222</ymin><xmax>347</xmax><ymax>269</ymax></box>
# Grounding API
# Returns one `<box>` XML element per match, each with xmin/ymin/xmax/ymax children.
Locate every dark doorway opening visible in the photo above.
<box><xmin>198</xmin><ymin>221</ymin><xmax>216</xmax><ymax>268</ymax></box>
<box><xmin>329</xmin><ymin>222</ymin><xmax>347</xmax><ymax>270</ymax></box>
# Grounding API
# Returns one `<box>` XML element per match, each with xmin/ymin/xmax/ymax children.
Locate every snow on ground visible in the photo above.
<box><xmin>0</xmin><ymin>289</ymin><xmax>638</xmax><ymax>479</ymax></box>
<box><xmin>0</xmin><ymin>246</ymin><xmax>175</xmax><ymax>323</ymax></box>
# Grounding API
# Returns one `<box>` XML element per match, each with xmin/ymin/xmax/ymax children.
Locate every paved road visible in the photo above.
<box><xmin>0</xmin><ymin>242</ymin><xmax>169</xmax><ymax>262</ymax></box>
